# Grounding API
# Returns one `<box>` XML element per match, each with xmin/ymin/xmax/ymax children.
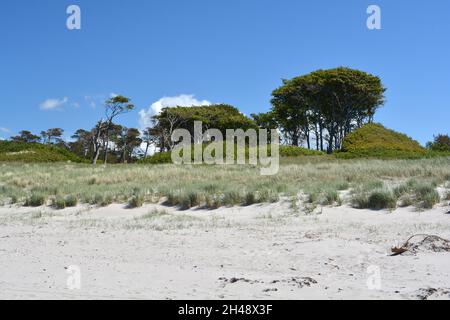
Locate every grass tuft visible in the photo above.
<box><xmin>367</xmin><ymin>190</ymin><xmax>397</xmax><ymax>210</ymax></box>
<box><xmin>53</xmin><ymin>196</ymin><xmax>66</xmax><ymax>209</ymax></box>
<box><xmin>128</xmin><ymin>194</ymin><xmax>144</xmax><ymax>208</ymax></box>
<box><xmin>244</xmin><ymin>192</ymin><xmax>257</xmax><ymax>206</ymax></box>
<box><xmin>321</xmin><ymin>189</ymin><xmax>339</xmax><ymax>206</ymax></box>
<box><xmin>25</xmin><ymin>193</ymin><xmax>46</xmax><ymax>207</ymax></box>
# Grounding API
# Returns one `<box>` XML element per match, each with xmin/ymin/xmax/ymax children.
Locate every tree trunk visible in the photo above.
<box><xmin>92</xmin><ymin>146</ymin><xmax>101</xmax><ymax>165</ymax></box>
<box><xmin>91</xmin><ymin>137</ymin><xmax>101</xmax><ymax>165</ymax></box>
<box><xmin>314</xmin><ymin>125</ymin><xmax>320</xmax><ymax>151</ymax></box>
<box><xmin>327</xmin><ymin>126</ymin><xmax>335</xmax><ymax>154</ymax></box>
<box><xmin>292</xmin><ymin>133</ymin><xmax>299</xmax><ymax>147</ymax></box>
<box><xmin>103</xmin><ymin>122</ymin><xmax>113</xmax><ymax>165</ymax></box>
<box><xmin>103</xmin><ymin>141</ymin><xmax>109</xmax><ymax>164</ymax></box>
<box><xmin>144</xmin><ymin>142</ymin><xmax>149</xmax><ymax>158</ymax></box>
<box><xmin>319</xmin><ymin>127</ymin><xmax>324</xmax><ymax>152</ymax></box>
<box><xmin>306</xmin><ymin>131</ymin><xmax>310</xmax><ymax>149</ymax></box>
<box><xmin>122</xmin><ymin>146</ymin><xmax>127</xmax><ymax>163</ymax></box>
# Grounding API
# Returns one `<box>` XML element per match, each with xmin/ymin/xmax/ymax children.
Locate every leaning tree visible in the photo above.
<box><xmin>98</xmin><ymin>96</ymin><xmax>134</xmax><ymax>164</ymax></box>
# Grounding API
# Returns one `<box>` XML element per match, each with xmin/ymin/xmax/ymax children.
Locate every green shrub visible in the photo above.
<box><xmin>177</xmin><ymin>192</ymin><xmax>201</xmax><ymax>210</ymax></box>
<box><xmin>188</xmin><ymin>192</ymin><xmax>201</xmax><ymax>207</ymax></box>
<box><xmin>91</xmin><ymin>194</ymin><xmax>113</xmax><ymax>207</ymax></box>
<box><xmin>414</xmin><ymin>184</ymin><xmax>436</xmax><ymax>198</ymax></box>
<box><xmin>393</xmin><ymin>184</ymin><xmax>410</xmax><ymax>198</ymax></box>
<box><xmin>322</xmin><ymin>190</ymin><xmax>339</xmax><ymax>205</ymax></box>
<box><xmin>179</xmin><ymin>196</ymin><xmax>191</xmax><ymax>210</ymax></box>
<box><xmin>411</xmin><ymin>183</ymin><xmax>440</xmax><ymax>209</ymax></box>
<box><xmin>367</xmin><ymin>190</ymin><xmax>397</xmax><ymax>210</ymax></box>
<box><xmin>338</xmin><ymin>123</ymin><xmax>429</xmax><ymax>159</ymax></box>
<box><xmin>204</xmin><ymin>194</ymin><xmax>220</xmax><ymax>209</ymax></box>
<box><xmin>307</xmin><ymin>192</ymin><xmax>319</xmax><ymax>204</ymax></box>
<box><xmin>90</xmin><ymin>194</ymin><xmax>103</xmax><ymax>205</ymax></box>
<box><xmin>279</xmin><ymin>146</ymin><xmax>324</xmax><ymax>157</ymax></box>
<box><xmin>65</xmin><ymin>195</ymin><xmax>78</xmax><ymax>207</ymax></box>
<box><xmin>25</xmin><ymin>193</ymin><xmax>46</xmax><ymax>207</ymax></box>
<box><xmin>128</xmin><ymin>194</ymin><xmax>144</xmax><ymax>208</ymax></box>
<box><xmin>0</xmin><ymin>141</ymin><xmax>84</xmax><ymax>163</ymax></box>
<box><xmin>139</xmin><ymin>151</ymin><xmax>173</xmax><ymax>164</ymax></box>
<box><xmin>101</xmin><ymin>194</ymin><xmax>114</xmax><ymax>207</ymax></box>
<box><xmin>427</xmin><ymin>134</ymin><xmax>450</xmax><ymax>152</ymax></box>
<box><xmin>165</xmin><ymin>191</ymin><xmax>180</xmax><ymax>206</ymax></box>
<box><xmin>10</xmin><ymin>194</ymin><xmax>19</xmax><ymax>204</ymax></box>
<box><xmin>244</xmin><ymin>192</ymin><xmax>257</xmax><ymax>206</ymax></box>
<box><xmin>351</xmin><ymin>194</ymin><xmax>369</xmax><ymax>209</ymax></box>
<box><xmin>139</xmin><ymin>144</ymin><xmax>325</xmax><ymax>165</ymax></box>
<box><xmin>54</xmin><ymin>196</ymin><xmax>66</xmax><ymax>209</ymax></box>
<box><xmin>421</xmin><ymin>191</ymin><xmax>440</xmax><ymax>209</ymax></box>
<box><xmin>398</xmin><ymin>195</ymin><xmax>414</xmax><ymax>207</ymax></box>
<box><xmin>391</xmin><ymin>181</ymin><xmax>441</xmax><ymax>209</ymax></box>
<box><xmin>222</xmin><ymin>191</ymin><xmax>242</xmax><ymax>206</ymax></box>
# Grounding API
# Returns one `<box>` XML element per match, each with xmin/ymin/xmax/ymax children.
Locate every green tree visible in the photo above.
<box><xmin>250</xmin><ymin>112</ymin><xmax>277</xmax><ymax>130</ymax></box>
<box><xmin>96</xmin><ymin>95</ymin><xmax>134</xmax><ymax>165</ymax></box>
<box><xmin>141</xmin><ymin>127</ymin><xmax>159</xmax><ymax>158</ymax></box>
<box><xmin>427</xmin><ymin>134</ymin><xmax>450</xmax><ymax>152</ymax></box>
<box><xmin>118</xmin><ymin>128</ymin><xmax>142</xmax><ymax>163</ymax></box>
<box><xmin>11</xmin><ymin>130</ymin><xmax>40</xmax><ymax>143</ymax></box>
<box><xmin>69</xmin><ymin>129</ymin><xmax>93</xmax><ymax>159</ymax></box>
<box><xmin>271</xmin><ymin>78</ymin><xmax>312</xmax><ymax>147</ymax></box>
<box><xmin>270</xmin><ymin>67</ymin><xmax>386</xmax><ymax>153</ymax></box>
<box><xmin>41</xmin><ymin>128</ymin><xmax>64</xmax><ymax>145</ymax></box>
<box><xmin>151</xmin><ymin>104</ymin><xmax>257</xmax><ymax>151</ymax></box>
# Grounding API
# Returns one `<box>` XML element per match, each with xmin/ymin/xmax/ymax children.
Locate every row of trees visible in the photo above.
<box><xmin>427</xmin><ymin>134</ymin><xmax>450</xmax><ymax>152</ymax></box>
<box><xmin>9</xmin><ymin>96</ymin><xmax>146</xmax><ymax>164</ymax></box>
<box><xmin>10</xmin><ymin>124</ymin><xmax>145</xmax><ymax>164</ymax></box>
<box><xmin>146</xmin><ymin>68</ymin><xmax>386</xmax><ymax>154</ymax></box>
<box><xmin>6</xmin><ymin>66</ymin><xmax>448</xmax><ymax>164</ymax></box>
<box><xmin>149</xmin><ymin>104</ymin><xmax>257</xmax><ymax>152</ymax></box>
<box><xmin>252</xmin><ymin>67</ymin><xmax>386</xmax><ymax>153</ymax></box>
<box><xmin>18</xmin><ymin>67</ymin><xmax>449</xmax><ymax>162</ymax></box>
<box><xmin>5</xmin><ymin>67</ymin><xmax>388</xmax><ymax>162</ymax></box>
<box><xmin>11</xmin><ymin>128</ymin><xmax>65</xmax><ymax>145</ymax></box>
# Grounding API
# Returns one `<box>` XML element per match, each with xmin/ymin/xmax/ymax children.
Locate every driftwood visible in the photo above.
<box><xmin>391</xmin><ymin>234</ymin><xmax>450</xmax><ymax>256</ymax></box>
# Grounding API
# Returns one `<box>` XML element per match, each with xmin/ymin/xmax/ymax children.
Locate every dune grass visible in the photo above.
<box><xmin>0</xmin><ymin>157</ymin><xmax>449</xmax><ymax>211</ymax></box>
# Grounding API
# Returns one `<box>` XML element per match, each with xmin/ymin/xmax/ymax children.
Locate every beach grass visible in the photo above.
<box><xmin>0</xmin><ymin>157</ymin><xmax>449</xmax><ymax>210</ymax></box>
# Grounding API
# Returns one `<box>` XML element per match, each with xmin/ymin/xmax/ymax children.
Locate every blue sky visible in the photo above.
<box><xmin>0</xmin><ymin>0</ymin><xmax>449</xmax><ymax>145</ymax></box>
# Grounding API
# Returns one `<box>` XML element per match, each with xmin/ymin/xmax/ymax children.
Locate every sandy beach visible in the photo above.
<box><xmin>1</xmin><ymin>200</ymin><xmax>449</xmax><ymax>300</ymax></box>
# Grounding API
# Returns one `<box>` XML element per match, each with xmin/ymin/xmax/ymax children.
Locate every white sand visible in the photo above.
<box><xmin>0</xmin><ymin>201</ymin><xmax>449</xmax><ymax>300</ymax></box>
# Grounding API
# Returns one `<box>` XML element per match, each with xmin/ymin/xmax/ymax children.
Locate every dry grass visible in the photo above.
<box><xmin>0</xmin><ymin>157</ymin><xmax>449</xmax><ymax>210</ymax></box>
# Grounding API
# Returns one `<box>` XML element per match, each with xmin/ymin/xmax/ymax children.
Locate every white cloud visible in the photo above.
<box><xmin>84</xmin><ymin>96</ymin><xmax>97</xmax><ymax>108</ymax></box>
<box><xmin>0</xmin><ymin>127</ymin><xmax>10</xmax><ymax>133</ymax></box>
<box><xmin>84</xmin><ymin>94</ymin><xmax>107</xmax><ymax>109</ymax></box>
<box><xmin>40</xmin><ymin>97</ymin><xmax>68</xmax><ymax>110</ymax></box>
<box><xmin>139</xmin><ymin>94</ymin><xmax>211</xmax><ymax>130</ymax></box>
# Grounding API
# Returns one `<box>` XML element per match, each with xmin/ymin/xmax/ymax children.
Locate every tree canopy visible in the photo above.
<box><xmin>269</xmin><ymin>67</ymin><xmax>386</xmax><ymax>153</ymax></box>
<box><xmin>427</xmin><ymin>134</ymin><xmax>450</xmax><ymax>152</ymax></box>
<box><xmin>150</xmin><ymin>104</ymin><xmax>257</xmax><ymax>151</ymax></box>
